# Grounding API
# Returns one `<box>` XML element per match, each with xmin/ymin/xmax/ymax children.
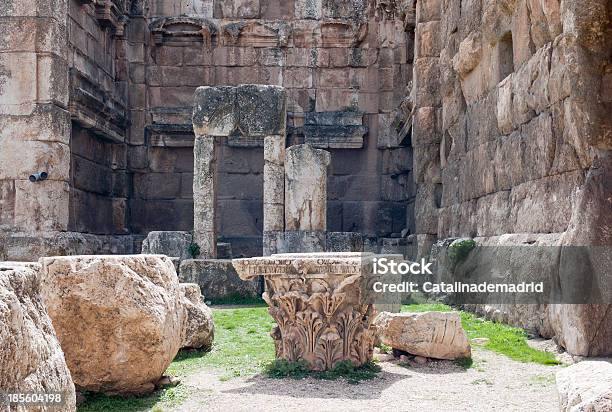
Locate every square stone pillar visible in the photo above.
<box><xmin>193</xmin><ymin>135</ymin><xmax>218</xmax><ymax>258</ymax></box>
<box><xmin>0</xmin><ymin>0</ymin><xmax>71</xmax><ymax>235</ymax></box>
<box><xmin>263</xmin><ymin>135</ymin><xmax>286</xmax><ymax>256</ymax></box>
<box><xmin>281</xmin><ymin>144</ymin><xmax>331</xmax><ymax>252</ymax></box>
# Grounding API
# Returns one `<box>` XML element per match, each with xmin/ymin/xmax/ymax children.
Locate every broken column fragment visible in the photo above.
<box><xmin>283</xmin><ymin>144</ymin><xmax>331</xmax><ymax>252</ymax></box>
<box><xmin>263</xmin><ymin>135</ymin><xmax>286</xmax><ymax>255</ymax></box>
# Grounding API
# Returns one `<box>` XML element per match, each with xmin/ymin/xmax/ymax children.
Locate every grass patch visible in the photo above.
<box><xmin>207</xmin><ymin>295</ymin><xmax>266</xmax><ymax>306</ymax></box>
<box><xmin>402</xmin><ymin>303</ymin><xmax>454</xmax><ymax>313</ymax></box>
<box><xmin>265</xmin><ymin>359</ymin><xmax>381</xmax><ymax>384</ymax></box>
<box><xmin>167</xmin><ymin>306</ymin><xmax>276</xmax><ymax>379</ymax></box>
<box><xmin>401</xmin><ymin>304</ymin><xmax>561</xmax><ymax>366</ymax></box>
<box><xmin>377</xmin><ymin>343</ymin><xmax>393</xmax><ymax>354</ymax></box>
<box><xmin>79</xmin><ymin>385</ymin><xmax>188</xmax><ymax>412</ymax></box>
<box><xmin>529</xmin><ymin>374</ymin><xmax>556</xmax><ymax>386</ymax></box>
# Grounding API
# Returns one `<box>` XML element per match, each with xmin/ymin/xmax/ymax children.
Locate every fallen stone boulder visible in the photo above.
<box><xmin>180</xmin><ymin>283</ymin><xmax>214</xmax><ymax>350</ymax></box>
<box><xmin>374</xmin><ymin>311</ymin><xmax>471</xmax><ymax>360</ymax></box>
<box><xmin>556</xmin><ymin>361</ymin><xmax>612</xmax><ymax>412</ymax></box>
<box><xmin>39</xmin><ymin>255</ymin><xmax>186</xmax><ymax>395</ymax></box>
<box><xmin>0</xmin><ymin>264</ymin><xmax>76</xmax><ymax>411</ymax></box>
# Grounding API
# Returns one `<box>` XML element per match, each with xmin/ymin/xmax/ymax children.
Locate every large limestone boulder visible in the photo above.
<box><xmin>39</xmin><ymin>255</ymin><xmax>186</xmax><ymax>395</ymax></box>
<box><xmin>374</xmin><ymin>311</ymin><xmax>471</xmax><ymax>360</ymax></box>
<box><xmin>180</xmin><ymin>283</ymin><xmax>214</xmax><ymax>350</ymax></box>
<box><xmin>556</xmin><ymin>361</ymin><xmax>612</xmax><ymax>412</ymax></box>
<box><xmin>0</xmin><ymin>264</ymin><xmax>76</xmax><ymax>411</ymax></box>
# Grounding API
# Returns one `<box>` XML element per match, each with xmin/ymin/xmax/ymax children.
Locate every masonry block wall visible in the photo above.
<box><xmin>0</xmin><ymin>0</ymin><xmax>72</xmax><ymax>258</ymax></box>
<box><xmin>1</xmin><ymin>0</ymin><xmax>417</xmax><ymax>259</ymax></box>
<box><xmin>127</xmin><ymin>0</ymin><xmax>416</xmax><ymax>256</ymax></box>
<box><xmin>408</xmin><ymin>0</ymin><xmax>611</xmax><ymax>356</ymax></box>
<box><xmin>410</xmin><ymin>0</ymin><xmax>611</xmax><ymax>247</ymax></box>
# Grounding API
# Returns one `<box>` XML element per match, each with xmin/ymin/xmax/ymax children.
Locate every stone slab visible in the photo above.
<box><xmin>179</xmin><ymin>259</ymin><xmax>260</xmax><ymax>302</ymax></box>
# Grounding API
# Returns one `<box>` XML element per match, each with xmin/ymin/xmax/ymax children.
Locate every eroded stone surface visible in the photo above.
<box><xmin>284</xmin><ymin>144</ymin><xmax>330</xmax><ymax>232</ymax></box>
<box><xmin>556</xmin><ymin>361</ymin><xmax>612</xmax><ymax>412</ymax></box>
<box><xmin>374</xmin><ymin>311</ymin><xmax>471</xmax><ymax>360</ymax></box>
<box><xmin>180</xmin><ymin>283</ymin><xmax>214</xmax><ymax>350</ymax></box>
<box><xmin>179</xmin><ymin>258</ymin><xmax>259</xmax><ymax>301</ymax></box>
<box><xmin>141</xmin><ymin>231</ymin><xmax>193</xmax><ymax>260</ymax></box>
<box><xmin>39</xmin><ymin>255</ymin><xmax>185</xmax><ymax>395</ymax></box>
<box><xmin>0</xmin><ymin>264</ymin><xmax>77</xmax><ymax>411</ymax></box>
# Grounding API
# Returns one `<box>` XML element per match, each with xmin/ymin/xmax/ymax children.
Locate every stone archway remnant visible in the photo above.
<box><xmin>192</xmin><ymin>85</ymin><xmax>287</xmax><ymax>258</ymax></box>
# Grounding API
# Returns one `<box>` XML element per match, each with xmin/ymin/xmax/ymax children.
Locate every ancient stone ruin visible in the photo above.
<box><xmin>0</xmin><ymin>2</ymin><xmax>611</xmax><ymax>406</ymax></box>
<box><xmin>233</xmin><ymin>252</ymin><xmax>380</xmax><ymax>371</ymax></box>
<box><xmin>39</xmin><ymin>255</ymin><xmax>188</xmax><ymax>394</ymax></box>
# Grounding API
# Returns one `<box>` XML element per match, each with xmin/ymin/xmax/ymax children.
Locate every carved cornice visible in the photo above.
<box><xmin>68</xmin><ymin>69</ymin><xmax>128</xmax><ymax>143</ymax></box>
<box><xmin>220</xmin><ymin>21</ymin><xmax>291</xmax><ymax>47</ymax></box>
<box><xmin>147</xmin><ymin>18</ymin><xmax>369</xmax><ymax>49</ymax></box>
<box><xmin>149</xmin><ymin>17</ymin><xmax>217</xmax><ymax>46</ymax></box>
<box><xmin>93</xmin><ymin>0</ymin><xmax>129</xmax><ymax>36</ymax></box>
<box><xmin>320</xmin><ymin>20</ymin><xmax>368</xmax><ymax>47</ymax></box>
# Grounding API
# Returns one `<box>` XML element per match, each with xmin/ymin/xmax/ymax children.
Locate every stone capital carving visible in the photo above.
<box><xmin>233</xmin><ymin>252</ymin><xmax>395</xmax><ymax>371</ymax></box>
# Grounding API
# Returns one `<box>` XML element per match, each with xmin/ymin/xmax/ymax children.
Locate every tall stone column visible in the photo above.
<box><xmin>193</xmin><ymin>135</ymin><xmax>218</xmax><ymax>259</ymax></box>
<box><xmin>263</xmin><ymin>135</ymin><xmax>285</xmax><ymax>255</ymax></box>
<box><xmin>283</xmin><ymin>144</ymin><xmax>331</xmax><ymax>252</ymax></box>
<box><xmin>192</xmin><ymin>86</ymin><xmax>236</xmax><ymax>259</ymax></box>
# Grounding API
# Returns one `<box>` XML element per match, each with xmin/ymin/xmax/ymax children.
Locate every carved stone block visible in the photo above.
<box><xmin>304</xmin><ymin>111</ymin><xmax>366</xmax><ymax>149</ymax></box>
<box><xmin>237</xmin><ymin>84</ymin><xmax>287</xmax><ymax>137</ymax></box>
<box><xmin>233</xmin><ymin>252</ymin><xmax>386</xmax><ymax>371</ymax></box>
<box><xmin>193</xmin><ymin>86</ymin><xmax>237</xmax><ymax>137</ymax></box>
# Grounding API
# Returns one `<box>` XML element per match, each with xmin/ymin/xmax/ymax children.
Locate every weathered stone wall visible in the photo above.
<box><xmin>0</xmin><ymin>0</ymin><xmax>71</xmax><ymax>239</ymax></box>
<box><xmin>130</xmin><ymin>0</ymin><xmax>415</xmax><ymax>254</ymax></box>
<box><xmin>411</xmin><ymin>0</ymin><xmax>611</xmax><ymax>243</ymax></box>
<box><xmin>409</xmin><ymin>0</ymin><xmax>611</xmax><ymax>356</ymax></box>
<box><xmin>66</xmin><ymin>0</ymin><xmax>130</xmax><ymax>236</ymax></box>
<box><xmin>1</xmin><ymin>0</ymin><xmax>416</xmax><ymax>259</ymax></box>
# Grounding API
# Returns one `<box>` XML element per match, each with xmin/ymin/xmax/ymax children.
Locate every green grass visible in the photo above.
<box><xmin>207</xmin><ymin>295</ymin><xmax>266</xmax><ymax>306</ymax></box>
<box><xmin>167</xmin><ymin>305</ymin><xmax>276</xmax><ymax>379</ymax></box>
<box><xmin>401</xmin><ymin>304</ymin><xmax>561</xmax><ymax>366</ymax></box>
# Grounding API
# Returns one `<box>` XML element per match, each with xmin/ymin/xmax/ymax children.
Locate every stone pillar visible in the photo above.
<box><xmin>192</xmin><ymin>86</ymin><xmax>237</xmax><ymax>259</ymax></box>
<box><xmin>193</xmin><ymin>135</ymin><xmax>218</xmax><ymax>258</ymax></box>
<box><xmin>283</xmin><ymin>144</ymin><xmax>331</xmax><ymax>252</ymax></box>
<box><xmin>263</xmin><ymin>135</ymin><xmax>285</xmax><ymax>255</ymax></box>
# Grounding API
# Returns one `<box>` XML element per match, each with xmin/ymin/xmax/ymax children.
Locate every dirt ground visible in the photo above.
<box><xmin>170</xmin><ymin>348</ymin><xmax>561</xmax><ymax>412</ymax></box>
